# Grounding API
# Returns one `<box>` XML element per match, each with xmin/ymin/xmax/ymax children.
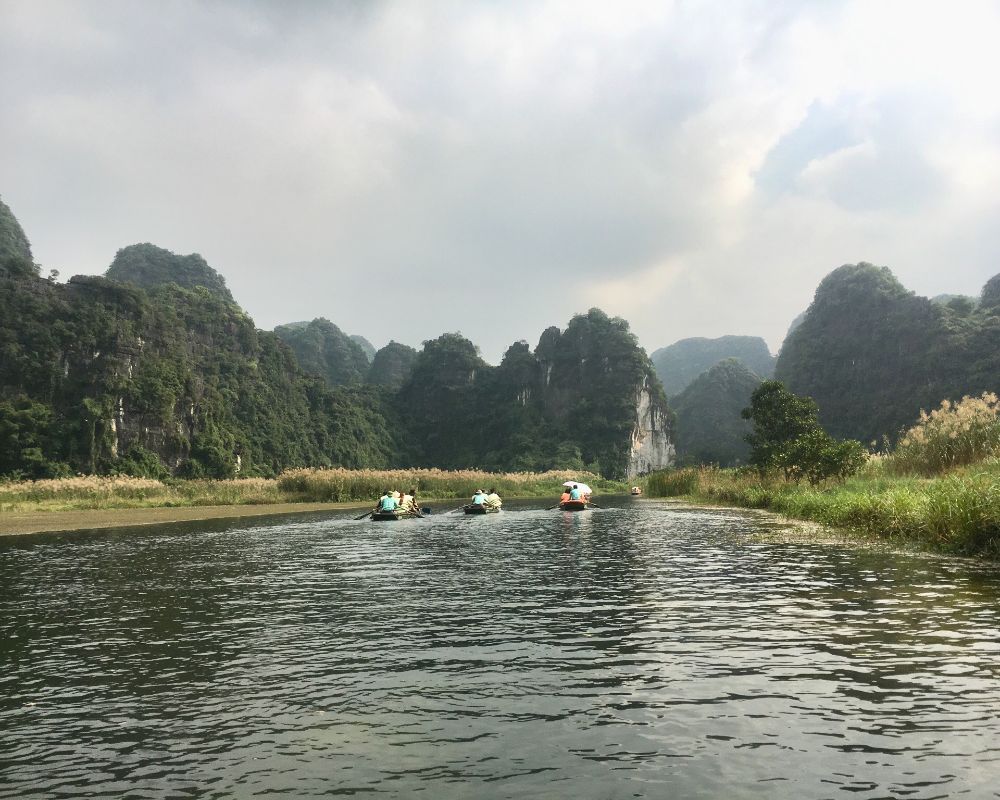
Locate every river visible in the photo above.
<box><xmin>1</xmin><ymin>497</ymin><xmax>998</xmax><ymax>798</ymax></box>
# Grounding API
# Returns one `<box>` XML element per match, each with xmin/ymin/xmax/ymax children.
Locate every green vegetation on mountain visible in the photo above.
<box><xmin>351</xmin><ymin>335</ymin><xmax>376</xmax><ymax>362</ymax></box>
<box><xmin>651</xmin><ymin>335</ymin><xmax>775</xmax><ymax>396</ymax></box>
<box><xmin>0</xmin><ymin>256</ymin><xmax>399</xmax><ymax>479</ymax></box>
<box><xmin>775</xmin><ymin>263</ymin><xmax>1000</xmax><ymax>444</ymax></box>
<box><xmin>106</xmin><ymin>243</ymin><xmax>235</xmax><ymax>302</ymax></box>
<box><xmin>367</xmin><ymin>341</ymin><xmax>418</xmax><ymax>389</ymax></box>
<box><xmin>274</xmin><ymin>318</ymin><xmax>370</xmax><ymax>388</ymax></box>
<box><xmin>0</xmin><ymin>197</ymin><xmax>671</xmax><ymax>482</ymax></box>
<box><xmin>671</xmin><ymin>359</ymin><xmax>760</xmax><ymax>466</ymax></box>
<box><xmin>0</xmin><ymin>196</ymin><xmax>33</xmax><ymax>264</ymax></box>
<box><xmin>0</xmin><ymin>199</ymin><xmax>668</xmax><ymax>480</ymax></box>
<box><xmin>931</xmin><ymin>294</ymin><xmax>978</xmax><ymax>314</ymax></box>
<box><xmin>398</xmin><ymin>310</ymin><xmax>673</xmax><ymax>478</ymax></box>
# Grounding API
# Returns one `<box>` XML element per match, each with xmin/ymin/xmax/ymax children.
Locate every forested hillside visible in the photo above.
<box><xmin>367</xmin><ymin>341</ymin><xmax>418</xmax><ymax>389</ymax></box>
<box><xmin>0</xmin><ymin>196</ymin><xmax>32</xmax><ymax>263</ymax></box>
<box><xmin>351</xmin><ymin>335</ymin><xmax>376</xmax><ymax>362</ymax></box>
<box><xmin>651</xmin><ymin>335</ymin><xmax>775</xmax><ymax>395</ymax></box>
<box><xmin>397</xmin><ymin>309</ymin><xmax>674</xmax><ymax>477</ymax></box>
<box><xmin>671</xmin><ymin>359</ymin><xmax>761</xmax><ymax>466</ymax></box>
<box><xmin>106</xmin><ymin>243</ymin><xmax>235</xmax><ymax>303</ymax></box>
<box><xmin>274</xmin><ymin>318</ymin><xmax>371</xmax><ymax>388</ymax></box>
<box><xmin>0</xmin><ymin>198</ymin><xmax>673</xmax><ymax>480</ymax></box>
<box><xmin>776</xmin><ymin>263</ymin><xmax>1000</xmax><ymax>444</ymax></box>
<box><xmin>0</xmin><ymin>260</ymin><xmax>399</xmax><ymax>478</ymax></box>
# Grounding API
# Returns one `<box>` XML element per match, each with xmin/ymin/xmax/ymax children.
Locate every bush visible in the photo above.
<box><xmin>743</xmin><ymin>380</ymin><xmax>866</xmax><ymax>484</ymax></box>
<box><xmin>111</xmin><ymin>446</ymin><xmax>170</xmax><ymax>479</ymax></box>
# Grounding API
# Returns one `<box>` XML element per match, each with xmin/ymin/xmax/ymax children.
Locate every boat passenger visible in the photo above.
<box><xmin>569</xmin><ymin>484</ymin><xmax>583</xmax><ymax>501</ymax></box>
<box><xmin>400</xmin><ymin>488</ymin><xmax>417</xmax><ymax>512</ymax></box>
<box><xmin>559</xmin><ymin>489</ymin><xmax>571</xmax><ymax>503</ymax></box>
<box><xmin>471</xmin><ymin>489</ymin><xmax>488</xmax><ymax>506</ymax></box>
<box><xmin>485</xmin><ymin>488</ymin><xmax>502</xmax><ymax>509</ymax></box>
<box><xmin>379</xmin><ymin>491</ymin><xmax>398</xmax><ymax>512</ymax></box>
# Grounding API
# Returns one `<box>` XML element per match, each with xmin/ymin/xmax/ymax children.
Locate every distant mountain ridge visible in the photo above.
<box><xmin>671</xmin><ymin>358</ymin><xmax>761</xmax><ymax>466</ymax></box>
<box><xmin>651</xmin><ymin>335</ymin><xmax>775</xmax><ymax>396</ymax></box>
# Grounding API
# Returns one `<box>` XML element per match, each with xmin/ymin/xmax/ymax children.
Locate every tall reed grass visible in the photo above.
<box><xmin>0</xmin><ymin>475</ymin><xmax>283</xmax><ymax>512</ymax></box>
<box><xmin>276</xmin><ymin>468</ymin><xmax>623</xmax><ymax>503</ymax></box>
<box><xmin>642</xmin><ymin>463</ymin><xmax>1000</xmax><ymax>558</ymax></box>
<box><xmin>887</xmin><ymin>393</ymin><xmax>1000</xmax><ymax>476</ymax></box>
<box><xmin>0</xmin><ymin>469</ymin><xmax>624</xmax><ymax>513</ymax></box>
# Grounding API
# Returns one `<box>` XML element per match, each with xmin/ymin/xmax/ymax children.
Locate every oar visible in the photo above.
<box><xmin>546</xmin><ymin>502</ymin><xmax>563</xmax><ymax>510</ymax></box>
<box><xmin>353</xmin><ymin>509</ymin><xmax>375</xmax><ymax>520</ymax></box>
<box><xmin>445</xmin><ymin>504</ymin><xmax>468</xmax><ymax>514</ymax></box>
<box><xmin>587</xmin><ymin>502</ymin><xmax>603</xmax><ymax>509</ymax></box>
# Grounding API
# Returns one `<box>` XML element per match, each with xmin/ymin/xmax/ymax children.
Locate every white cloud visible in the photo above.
<box><xmin>2</xmin><ymin>0</ymin><xmax>999</xmax><ymax>361</ymax></box>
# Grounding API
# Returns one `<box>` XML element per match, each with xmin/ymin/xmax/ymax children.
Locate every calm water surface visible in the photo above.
<box><xmin>1</xmin><ymin>498</ymin><xmax>999</xmax><ymax>798</ymax></box>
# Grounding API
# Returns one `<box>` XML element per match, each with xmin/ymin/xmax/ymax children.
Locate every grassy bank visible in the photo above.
<box><xmin>644</xmin><ymin>461</ymin><xmax>1000</xmax><ymax>558</ymax></box>
<box><xmin>0</xmin><ymin>469</ymin><xmax>626</xmax><ymax>514</ymax></box>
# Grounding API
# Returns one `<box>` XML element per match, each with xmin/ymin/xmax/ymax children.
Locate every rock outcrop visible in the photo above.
<box><xmin>626</xmin><ymin>376</ymin><xmax>675</xmax><ymax>477</ymax></box>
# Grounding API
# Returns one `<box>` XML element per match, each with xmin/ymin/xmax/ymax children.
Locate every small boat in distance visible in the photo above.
<box><xmin>630</xmin><ymin>486</ymin><xmax>642</xmax><ymax>496</ymax></box>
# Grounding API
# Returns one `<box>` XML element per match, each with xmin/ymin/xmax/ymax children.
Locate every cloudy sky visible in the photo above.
<box><xmin>3</xmin><ymin>0</ymin><xmax>1000</xmax><ymax>362</ymax></box>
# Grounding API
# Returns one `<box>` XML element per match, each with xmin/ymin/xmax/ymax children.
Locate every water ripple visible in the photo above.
<box><xmin>2</xmin><ymin>498</ymin><xmax>999</xmax><ymax>798</ymax></box>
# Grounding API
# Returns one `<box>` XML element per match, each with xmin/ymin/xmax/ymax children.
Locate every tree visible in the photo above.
<box><xmin>742</xmin><ymin>380</ymin><xmax>865</xmax><ymax>484</ymax></box>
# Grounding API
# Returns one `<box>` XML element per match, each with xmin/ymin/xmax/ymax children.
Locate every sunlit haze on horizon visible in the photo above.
<box><xmin>2</xmin><ymin>0</ymin><xmax>999</xmax><ymax>363</ymax></box>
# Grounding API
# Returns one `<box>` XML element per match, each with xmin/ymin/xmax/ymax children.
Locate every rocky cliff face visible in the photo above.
<box><xmin>626</xmin><ymin>376</ymin><xmax>675</xmax><ymax>477</ymax></box>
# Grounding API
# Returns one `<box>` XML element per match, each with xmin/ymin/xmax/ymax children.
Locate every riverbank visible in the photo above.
<box><xmin>0</xmin><ymin>468</ymin><xmax>627</xmax><ymax>535</ymax></box>
<box><xmin>0</xmin><ymin>501</ymin><xmax>371</xmax><ymax>536</ymax></box>
<box><xmin>644</xmin><ymin>463</ymin><xmax>1000</xmax><ymax>559</ymax></box>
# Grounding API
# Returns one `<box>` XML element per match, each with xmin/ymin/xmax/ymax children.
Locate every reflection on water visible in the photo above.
<box><xmin>1</xmin><ymin>498</ymin><xmax>999</xmax><ymax>799</ymax></box>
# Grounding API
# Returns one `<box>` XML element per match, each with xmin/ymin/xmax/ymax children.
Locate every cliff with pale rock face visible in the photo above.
<box><xmin>627</xmin><ymin>377</ymin><xmax>675</xmax><ymax>477</ymax></box>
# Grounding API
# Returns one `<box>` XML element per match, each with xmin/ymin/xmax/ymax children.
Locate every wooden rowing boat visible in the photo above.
<box><xmin>464</xmin><ymin>504</ymin><xmax>500</xmax><ymax>514</ymax></box>
<box><xmin>371</xmin><ymin>509</ymin><xmax>422</xmax><ymax>521</ymax></box>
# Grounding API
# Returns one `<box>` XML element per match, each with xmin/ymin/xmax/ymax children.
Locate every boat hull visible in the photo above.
<box><xmin>464</xmin><ymin>504</ymin><xmax>500</xmax><ymax>514</ymax></box>
<box><xmin>559</xmin><ymin>500</ymin><xmax>589</xmax><ymax>512</ymax></box>
<box><xmin>371</xmin><ymin>510</ymin><xmax>420</xmax><ymax>521</ymax></box>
